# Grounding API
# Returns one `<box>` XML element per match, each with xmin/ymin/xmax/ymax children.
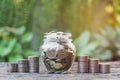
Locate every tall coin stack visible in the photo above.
<box><xmin>28</xmin><ymin>56</ymin><xmax>39</xmax><ymax>73</ymax></box>
<box><xmin>78</xmin><ymin>55</ymin><xmax>89</xmax><ymax>73</ymax></box>
<box><xmin>99</xmin><ymin>63</ymin><xmax>110</xmax><ymax>73</ymax></box>
<box><xmin>7</xmin><ymin>63</ymin><xmax>18</xmax><ymax>73</ymax></box>
<box><xmin>18</xmin><ymin>59</ymin><xmax>29</xmax><ymax>73</ymax></box>
<box><xmin>89</xmin><ymin>58</ymin><xmax>100</xmax><ymax>73</ymax></box>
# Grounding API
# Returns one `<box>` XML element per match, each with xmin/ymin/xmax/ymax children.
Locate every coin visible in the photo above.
<box><xmin>7</xmin><ymin>63</ymin><xmax>18</xmax><ymax>73</ymax></box>
<box><xmin>89</xmin><ymin>58</ymin><xmax>100</xmax><ymax>64</ymax></box>
<box><xmin>78</xmin><ymin>68</ymin><xmax>89</xmax><ymax>73</ymax></box>
<box><xmin>77</xmin><ymin>55</ymin><xmax>89</xmax><ymax>73</ymax></box>
<box><xmin>89</xmin><ymin>67</ymin><xmax>99</xmax><ymax>73</ymax></box>
<box><xmin>46</xmin><ymin>50</ymin><xmax>57</xmax><ymax>59</ymax></box>
<box><xmin>53</xmin><ymin>63</ymin><xmax>63</xmax><ymax>70</ymax></box>
<box><xmin>89</xmin><ymin>58</ymin><xmax>100</xmax><ymax>73</ymax></box>
<box><xmin>28</xmin><ymin>56</ymin><xmax>39</xmax><ymax>73</ymax></box>
<box><xmin>78</xmin><ymin>61</ymin><xmax>89</xmax><ymax>73</ymax></box>
<box><xmin>78</xmin><ymin>55</ymin><xmax>89</xmax><ymax>62</ymax></box>
<box><xmin>89</xmin><ymin>63</ymin><xmax>99</xmax><ymax>67</ymax></box>
<box><xmin>57</xmin><ymin>50</ymin><xmax>67</xmax><ymax>59</ymax></box>
<box><xmin>99</xmin><ymin>63</ymin><xmax>110</xmax><ymax>73</ymax></box>
<box><xmin>18</xmin><ymin>59</ymin><xmax>29</xmax><ymax>73</ymax></box>
<box><xmin>78</xmin><ymin>61</ymin><xmax>89</xmax><ymax>68</ymax></box>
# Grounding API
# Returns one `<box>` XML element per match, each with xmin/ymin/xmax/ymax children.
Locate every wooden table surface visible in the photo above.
<box><xmin>0</xmin><ymin>62</ymin><xmax>120</xmax><ymax>80</ymax></box>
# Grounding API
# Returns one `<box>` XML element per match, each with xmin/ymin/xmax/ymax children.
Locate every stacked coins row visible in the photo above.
<box><xmin>7</xmin><ymin>56</ymin><xmax>39</xmax><ymax>73</ymax></box>
<box><xmin>78</xmin><ymin>55</ymin><xmax>110</xmax><ymax>73</ymax></box>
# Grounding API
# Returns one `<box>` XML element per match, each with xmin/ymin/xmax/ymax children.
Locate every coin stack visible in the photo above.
<box><xmin>99</xmin><ymin>63</ymin><xmax>110</xmax><ymax>73</ymax></box>
<box><xmin>89</xmin><ymin>58</ymin><xmax>100</xmax><ymax>73</ymax></box>
<box><xmin>28</xmin><ymin>56</ymin><xmax>39</xmax><ymax>73</ymax></box>
<box><xmin>7</xmin><ymin>63</ymin><xmax>18</xmax><ymax>73</ymax></box>
<box><xmin>78</xmin><ymin>55</ymin><xmax>89</xmax><ymax>73</ymax></box>
<box><xmin>18</xmin><ymin>59</ymin><xmax>29</xmax><ymax>73</ymax></box>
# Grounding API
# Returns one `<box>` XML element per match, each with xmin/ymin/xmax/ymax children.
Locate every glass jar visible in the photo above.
<box><xmin>41</xmin><ymin>31</ymin><xmax>75</xmax><ymax>74</ymax></box>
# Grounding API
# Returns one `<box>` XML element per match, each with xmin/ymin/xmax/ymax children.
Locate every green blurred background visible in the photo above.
<box><xmin>0</xmin><ymin>0</ymin><xmax>120</xmax><ymax>62</ymax></box>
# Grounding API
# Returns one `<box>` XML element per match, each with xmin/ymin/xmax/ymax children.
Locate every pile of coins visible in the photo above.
<box><xmin>7</xmin><ymin>56</ymin><xmax>39</xmax><ymax>73</ymax></box>
<box><xmin>99</xmin><ymin>63</ymin><xmax>110</xmax><ymax>73</ymax></box>
<box><xmin>89</xmin><ymin>59</ymin><xmax>99</xmax><ymax>73</ymax></box>
<box><xmin>18</xmin><ymin>59</ymin><xmax>29</xmax><ymax>73</ymax></box>
<box><xmin>7</xmin><ymin>63</ymin><xmax>18</xmax><ymax>72</ymax></box>
<box><xmin>78</xmin><ymin>55</ymin><xmax>110</xmax><ymax>73</ymax></box>
<box><xmin>78</xmin><ymin>55</ymin><xmax>89</xmax><ymax>73</ymax></box>
<box><xmin>28</xmin><ymin>56</ymin><xmax>39</xmax><ymax>73</ymax></box>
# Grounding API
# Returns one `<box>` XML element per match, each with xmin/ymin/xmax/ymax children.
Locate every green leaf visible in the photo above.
<box><xmin>23</xmin><ymin>50</ymin><xmax>36</xmax><ymax>57</ymax></box>
<box><xmin>15</xmin><ymin>43</ymin><xmax>22</xmax><ymax>52</ymax></box>
<box><xmin>21</xmin><ymin>32</ymin><xmax>33</xmax><ymax>43</ymax></box>
<box><xmin>77</xmin><ymin>40</ymin><xmax>99</xmax><ymax>56</ymax></box>
<box><xmin>8</xmin><ymin>38</ymin><xmax>17</xmax><ymax>49</ymax></box>
<box><xmin>94</xmin><ymin>33</ymin><xmax>109</xmax><ymax>47</ymax></box>
<box><xmin>84</xmin><ymin>40</ymin><xmax>99</xmax><ymax>51</ymax></box>
<box><xmin>0</xmin><ymin>38</ymin><xmax>16</xmax><ymax>57</ymax></box>
<box><xmin>8</xmin><ymin>53</ymin><xmax>23</xmax><ymax>62</ymax></box>
<box><xmin>15</xmin><ymin>26</ymin><xmax>25</xmax><ymax>35</ymax></box>
<box><xmin>117</xmin><ymin>50</ymin><xmax>120</xmax><ymax>57</ymax></box>
<box><xmin>74</xmin><ymin>31</ymin><xmax>90</xmax><ymax>48</ymax></box>
<box><xmin>99</xmin><ymin>50</ymin><xmax>112</xmax><ymax>60</ymax></box>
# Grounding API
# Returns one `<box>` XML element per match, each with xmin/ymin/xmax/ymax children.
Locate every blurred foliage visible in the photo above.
<box><xmin>74</xmin><ymin>31</ymin><xmax>99</xmax><ymax>56</ymax></box>
<box><xmin>74</xmin><ymin>27</ymin><xmax>120</xmax><ymax>61</ymax></box>
<box><xmin>0</xmin><ymin>0</ymin><xmax>120</xmax><ymax>61</ymax></box>
<box><xmin>114</xmin><ymin>0</ymin><xmax>120</xmax><ymax>26</ymax></box>
<box><xmin>0</xmin><ymin>0</ymin><xmax>34</xmax><ymax>27</ymax></box>
<box><xmin>0</xmin><ymin>26</ymin><xmax>36</xmax><ymax>62</ymax></box>
<box><xmin>92</xmin><ymin>26</ymin><xmax>120</xmax><ymax>61</ymax></box>
<box><xmin>106</xmin><ymin>0</ymin><xmax>120</xmax><ymax>27</ymax></box>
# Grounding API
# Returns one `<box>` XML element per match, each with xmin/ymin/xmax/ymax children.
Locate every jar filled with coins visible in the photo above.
<box><xmin>41</xmin><ymin>31</ymin><xmax>76</xmax><ymax>74</ymax></box>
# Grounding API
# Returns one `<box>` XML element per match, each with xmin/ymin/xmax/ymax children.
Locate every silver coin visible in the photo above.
<box><xmin>28</xmin><ymin>56</ymin><xmax>39</xmax><ymax>60</ymax></box>
<box><xmin>78</xmin><ymin>61</ymin><xmax>89</xmax><ymax>73</ymax></box>
<box><xmin>89</xmin><ymin>65</ymin><xmax>99</xmax><ymax>73</ymax></box>
<box><xmin>89</xmin><ymin>61</ymin><xmax>99</xmax><ymax>73</ymax></box>
<box><xmin>78</xmin><ymin>61</ymin><xmax>89</xmax><ymax>68</ymax></box>
<box><xmin>18</xmin><ymin>59</ymin><xmax>29</xmax><ymax>73</ymax></box>
<box><xmin>28</xmin><ymin>56</ymin><xmax>39</xmax><ymax>73</ymax></box>
<box><xmin>89</xmin><ymin>58</ymin><xmax>100</xmax><ymax>64</ymax></box>
<box><xmin>78</xmin><ymin>68</ymin><xmax>89</xmax><ymax>73</ymax></box>
<box><xmin>7</xmin><ymin>63</ymin><xmax>18</xmax><ymax>73</ymax></box>
<box><xmin>89</xmin><ymin>63</ymin><xmax>99</xmax><ymax>67</ymax></box>
<box><xmin>89</xmin><ymin>69</ymin><xmax>99</xmax><ymax>73</ymax></box>
<box><xmin>78</xmin><ymin>55</ymin><xmax>89</xmax><ymax>62</ymax></box>
<box><xmin>99</xmin><ymin>63</ymin><xmax>110</xmax><ymax>73</ymax></box>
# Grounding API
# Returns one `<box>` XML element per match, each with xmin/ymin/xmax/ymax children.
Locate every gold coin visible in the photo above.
<box><xmin>53</xmin><ymin>63</ymin><xmax>63</xmax><ymax>70</ymax></box>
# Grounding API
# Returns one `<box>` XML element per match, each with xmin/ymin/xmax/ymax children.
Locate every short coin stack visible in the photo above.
<box><xmin>7</xmin><ymin>63</ymin><xmax>18</xmax><ymax>73</ymax></box>
<box><xmin>18</xmin><ymin>59</ymin><xmax>29</xmax><ymax>73</ymax></box>
<box><xmin>7</xmin><ymin>56</ymin><xmax>40</xmax><ymax>73</ymax></box>
<box><xmin>89</xmin><ymin>58</ymin><xmax>100</xmax><ymax>73</ymax></box>
<box><xmin>28</xmin><ymin>56</ymin><xmax>39</xmax><ymax>73</ymax></box>
<box><xmin>78</xmin><ymin>55</ymin><xmax>89</xmax><ymax>73</ymax></box>
<box><xmin>77</xmin><ymin>55</ymin><xmax>110</xmax><ymax>74</ymax></box>
<box><xmin>99</xmin><ymin>63</ymin><xmax>110</xmax><ymax>73</ymax></box>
